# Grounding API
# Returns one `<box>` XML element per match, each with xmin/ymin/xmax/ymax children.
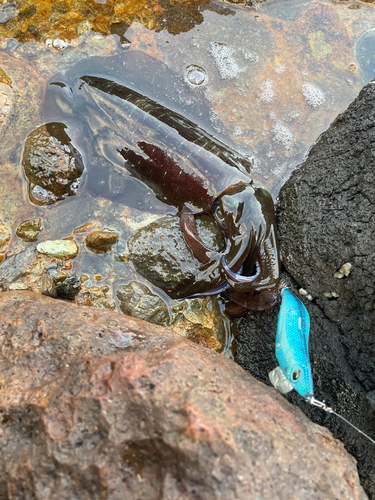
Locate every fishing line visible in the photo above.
<box><xmin>308</xmin><ymin>397</ymin><xmax>375</xmax><ymax>446</ymax></box>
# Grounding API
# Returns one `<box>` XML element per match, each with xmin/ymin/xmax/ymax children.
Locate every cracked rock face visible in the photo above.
<box><xmin>233</xmin><ymin>80</ymin><xmax>375</xmax><ymax>499</ymax></box>
<box><xmin>0</xmin><ymin>291</ymin><xmax>367</xmax><ymax>500</ymax></box>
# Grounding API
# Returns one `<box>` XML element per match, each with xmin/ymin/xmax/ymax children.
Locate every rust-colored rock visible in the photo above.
<box><xmin>0</xmin><ymin>291</ymin><xmax>367</xmax><ymax>500</ymax></box>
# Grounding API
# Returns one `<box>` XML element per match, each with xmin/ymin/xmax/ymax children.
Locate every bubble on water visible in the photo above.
<box><xmin>239</xmin><ymin>47</ymin><xmax>259</xmax><ymax>63</ymax></box>
<box><xmin>273</xmin><ymin>122</ymin><xmax>294</xmax><ymax>150</ymax></box>
<box><xmin>302</xmin><ymin>83</ymin><xmax>325</xmax><ymax>109</ymax></box>
<box><xmin>259</xmin><ymin>79</ymin><xmax>275</xmax><ymax>103</ymax></box>
<box><xmin>185</xmin><ymin>65</ymin><xmax>207</xmax><ymax>87</ymax></box>
<box><xmin>209</xmin><ymin>42</ymin><xmax>245</xmax><ymax>80</ymax></box>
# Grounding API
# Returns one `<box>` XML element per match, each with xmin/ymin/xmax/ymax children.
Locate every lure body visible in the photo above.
<box><xmin>275</xmin><ymin>288</ymin><xmax>313</xmax><ymax>399</ymax></box>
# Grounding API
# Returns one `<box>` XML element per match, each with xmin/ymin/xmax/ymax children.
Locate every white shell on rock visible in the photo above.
<box><xmin>37</xmin><ymin>240</ymin><xmax>79</xmax><ymax>260</ymax></box>
<box><xmin>340</xmin><ymin>262</ymin><xmax>352</xmax><ymax>277</ymax></box>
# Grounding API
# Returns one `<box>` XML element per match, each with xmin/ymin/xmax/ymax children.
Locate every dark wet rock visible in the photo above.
<box><xmin>0</xmin><ymin>246</ymin><xmax>37</xmax><ymax>283</ymax></box>
<box><xmin>86</xmin><ymin>230</ymin><xmax>120</xmax><ymax>253</ymax></box>
<box><xmin>127</xmin><ymin>214</ymin><xmax>225</xmax><ymax>298</ymax></box>
<box><xmin>116</xmin><ymin>281</ymin><xmax>170</xmax><ymax>325</ymax></box>
<box><xmin>233</xmin><ymin>80</ymin><xmax>375</xmax><ymax>498</ymax></box>
<box><xmin>16</xmin><ymin>217</ymin><xmax>42</xmax><ymax>242</ymax></box>
<box><xmin>22</xmin><ymin>122</ymin><xmax>84</xmax><ymax>205</ymax></box>
<box><xmin>0</xmin><ymin>291</ymin><xmax>367</xmax><ymax>500</ymax></box>
<box><xmin>53</xmin><ymin>273</ymin><xmax>81</xmax><ymax>299</ymax></box>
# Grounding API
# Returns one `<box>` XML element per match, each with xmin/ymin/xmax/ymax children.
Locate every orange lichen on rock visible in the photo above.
<box><xmin>0</xmin><ymin>0</ymin><xmax>211</xmax><ymax>43</ymax></box>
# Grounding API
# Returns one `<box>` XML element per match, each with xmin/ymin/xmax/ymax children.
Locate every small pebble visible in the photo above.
<box><xmin>91</xmin><ymin>35</ymin><xmax>106</xmax><ymax>49</ymax></box>
<box><xmin>41</xmin><ymin>274</ymin><xmax>58</xmax><ymax>298</ymax></box>
<box><xmin>37</xmin><ymin>239</ymin><xmax>79</xmax><ymax>260</ymax></box>
<box><xmin>339</xmin><ymin>262</ymin><xmax>352</xmax><ymax>277</ymax></box>
<box><xmin>324</xmin><ymin>292</ymin><xmax>332</xmax><ymax>298</ymax></box>
<box><xmin>306</xmin><ymin>294</ymin><xmax>313</xmax><ymax>301</ymax></box>
<box><xmin>45</xmin><ymin>263</ymin><xmax>58</xmax><ymax>277</ymax></box>
<box><xmin>334</xmin><ymin>271</ymin><xmax>344</xmax><ymax>279</ymax></box>
<box><xmin>299</xmin><ymin>288</ymin><xmax>308</xmax><ymax>296</ymax></box>
<box><xmin>77</xmin><ymin>20</ymin><xmax>92</xmax><ymax>35</ymax></box>
<box><xmin>54</xmin><ymin>274</ymin><xmax>81</xmax><ymax>299</ymax></box>
<box><xmin>331</xmin><ymin>291</ymin><xmax>339</xmax><ymax>298</ymax></box>
<box><xmin>80</xmin><ymin>274</ymin><xmax>89</xmax><ymax>283</ymax></box>
<box><xmin>65</xmin><ymin>262</ymin><xmax>72</xmax><ymax>270</ymax></box>
<box><xmin>54</xmin><ymin>271</ymin><xmax>68</xmax><ymax>283</ymax></box>
<box><xmin>16</xmin><ymin>218</ymin><xmax>42</xmax><ymax>242</ymax></box>
<box><xmin>8</xmin><ymin>282</ymin><xmax>28</xmax><ymax>290</ymax></box>
<box><xmin>94</xmin><ymin>274</ymin><xmax>102</xmax><ymax>281</ymax></box>
<box><xmin>86</xmin><ymin>230</ymin><xmax>119</xmax><ymax>252</ymax></box>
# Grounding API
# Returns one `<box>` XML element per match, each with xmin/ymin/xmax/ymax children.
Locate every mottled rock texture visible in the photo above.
<box><xmin>22</xmin><ymin>123</ymin><xmax>83</xmax><ymax>205</ymax></box>
<box><xmin>233</xmin><ymin>80</ymin><xmax>375</xmax><ymax>498</ymax></box>
<box><xmin>0</xmin><ymin>291</ymin><xmax>367</xmax><ymax>500</ymax></box>
<box><xmin>127</xmin><ymin>214</ymin><xmax>224</xmax><ymax>299</ymax></box>
<box><xmin>16</xmin><ymin>217</ymin><xmax>42</xmax><ymax>242</ymax></box>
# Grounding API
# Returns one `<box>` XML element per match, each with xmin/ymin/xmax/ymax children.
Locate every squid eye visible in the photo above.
<box><xmin>213</xmin><ymin>203</ymin><xmax>227</xmax><ymax>228</ymax></box>
<box><xmin>292</xmin><ymin>369</ymin><xmax>301</xmax><ymax>382</ymax></box>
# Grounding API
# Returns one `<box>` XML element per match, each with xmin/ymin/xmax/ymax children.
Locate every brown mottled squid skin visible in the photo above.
<box><xmin>111</xmin><ymin>83</ymin><xmax>281</xmax><ymax>311</ymax></box>
<box><xmin>46</xmin><ymin>62</ymin><xmax>280</xmax><ymax>312</ymax></box>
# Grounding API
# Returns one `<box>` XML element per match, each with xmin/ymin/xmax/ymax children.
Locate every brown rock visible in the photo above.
<box><xmin>22</xmin><ymin>122</ymin><xmax>83</xmax><ymax>205</ymax></box>
<box><xmin>86</xmin><ymin>229</ymin><xmax>119</xmax><ymax>252</ymax></box>
<box><xmin>0</xmin><ymin>291</ymin><xmax>367</xmax><ymax>500</ymax></box>
<box><xmin>0</xmin><ymin>219</ymin><xmax>11</xmax><ymax>261</ymax></box>
<box><xmin>16</xmin><ymin>217</ymin><xmax>42</xmax><ymax>242</ymax></box>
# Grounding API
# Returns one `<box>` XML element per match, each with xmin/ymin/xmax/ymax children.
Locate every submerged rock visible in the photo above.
<box><xmin>16</xmin><ymin>217</ymin><xmax>42</xmax><ymax>242</ymax></box>
<box><xmin>116</xmin><ymin>281</ymin><xmax>170</xmax><ymax>325</ymax></box>
<box><xmin>0</xmin><ymin>246</ymin><xmax>37</xmax><ymax>283</ymax></box>
<box><xmin>116</xmin><ymin>281</ymin><xmax>226</xmax><ymax>351</ymax></box>
<box><xmin>22</xmin><ymin>122</ymin><xmax>83</xmax><ymax>205</ymax></box>
<box><xmin>54</xmin><ymin>273</ymin><xmax>81</xmax><ymax>300</ymax></box>
<box><xmin>234</xmin><ymin>79</ymin><xmax>375</xmax><ymax>498</ymax></box>
<box><xmin>86</xmin><ymin>230</ymin><xmax>119</xmax><ymax>253</ymax></box>
<box><xmin>0</xmin><ymin>291</ymin><xmax>367</xmax><ymax>500</ymax></box>
<box><xmin>37</xmin><ymin>239</ymin><xmax>79</xmax><ymax>260</ymax></box>
<box><xmin>40</xmin><ymin>273</ymin><xmax>58</xmax><ymax>298</ymax></box>
<box><xmin>127</xmin><ymin>214</ymin><xmax>224</xmax><ymax>299</ymax></box>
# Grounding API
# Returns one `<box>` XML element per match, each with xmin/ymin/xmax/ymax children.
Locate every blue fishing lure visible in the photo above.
<box><xmin>269</xmin><ymin>287</ymin><xmax>375</xmax><ymax>445</ymax></box>
<box><xmin>275</xmin><ymin>288</ymin><xmax>313</xmax><ymax>399</ymax></box>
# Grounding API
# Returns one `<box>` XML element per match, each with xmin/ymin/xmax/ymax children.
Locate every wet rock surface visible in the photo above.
<box><xmin>0</xmin><ymin>291</ymin><xmax>367</xmax><ymax>500</ymax></box>
<box><xmin>15</xmin><ymin>217</ymin><xmax>42</xmax><ymax>242</ymax></box>
<box><xmin>127</xmin><ymin>214</ymin><xmax>225</xmax><ymax>299</ymax></box>
<box><xmin>53</xmin><ymin>272</ymin><xmax>82</xmax><ymax>299</ymax></box>
<box><xmin>22</xmin><ymin>123</ymin><xmax>83</xmax><ymax>205</ymax></box>
<box><xmin>233</xmin><ymin>80</ymin><xmax>375</xmax><ymax>498</ymax></box>
<box><xmin>86</xmin><ymin>230</ymin><xmax>120</xmax><ymax>253</ymax></box>
<box><xmin>0</xmin><ymin>246</ymin><xmax>37</xmax><ymax>283</ymax></box>
<box><xmin>116</xmin><ymin>281</ymin><xmax>170</xmax><ymax>325</ymax></box>
<box><xmin>37</xmin><ymin>239</ymin><xmax>79</xmax><ymax>260</ymax></box>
